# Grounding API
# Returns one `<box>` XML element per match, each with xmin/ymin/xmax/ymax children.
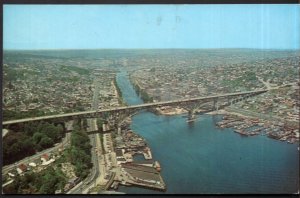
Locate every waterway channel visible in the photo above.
<box><xmin>115</xmin><ymin>69</ymin><xmax>299</xmax><ymax>194</ymax></box>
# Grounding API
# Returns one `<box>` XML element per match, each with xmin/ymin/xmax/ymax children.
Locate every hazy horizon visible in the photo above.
<box><xmin>4</xmin><ymin>48</ymin><xmax>300</xmax><ymax>51</ymax></box>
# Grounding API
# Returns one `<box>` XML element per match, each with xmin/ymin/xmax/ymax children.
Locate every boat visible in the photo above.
<box><xmin>154</xmin><ymin>161</ymin><xmax>161</xmax><ymax>172</ymax></box>
<box><xmin>234</xmin><ymin>129</ymin><xmax>248</xmax><ymax>136</ymax></box>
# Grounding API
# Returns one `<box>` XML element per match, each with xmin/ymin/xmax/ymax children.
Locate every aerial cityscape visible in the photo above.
<box><xmin>2</xmin><ymin>4</ymin><xmax>300</xmax><ymax>194</ymax></box>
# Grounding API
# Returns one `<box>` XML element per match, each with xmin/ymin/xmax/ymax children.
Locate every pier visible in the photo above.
<box><xmin>112</xmin><ymin>162</ymin><xmax>166</xmax><ymax>191</ymax></box>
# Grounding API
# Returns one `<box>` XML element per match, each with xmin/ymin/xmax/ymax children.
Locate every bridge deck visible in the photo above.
<box><xmin>2</xmin><ymin>89</ymin><xmax>267</xmax><ymax>125</ymax></box>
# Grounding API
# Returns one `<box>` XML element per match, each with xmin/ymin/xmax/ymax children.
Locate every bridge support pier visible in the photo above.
<box><xmin>213</xmin><ymin>98</ymin><xmax>219</xmax><ymax>111</ymax></box>
<box><xmin>187</xmin><ymin>110</ymin><xmax>196</xmax><ymax>122</ymax></box>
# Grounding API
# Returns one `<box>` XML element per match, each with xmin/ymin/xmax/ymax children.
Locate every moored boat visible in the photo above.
<box><xmin>154</xmin><ymin>161</ymin><xmax>161</xmax><ymax>172</ymax></box>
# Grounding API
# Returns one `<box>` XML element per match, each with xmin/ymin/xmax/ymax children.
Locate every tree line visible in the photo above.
<box><xmin>3</xmin><ymin>109</ymin><xmax>57</xmax><ymax>121</ymax></box>
<box><xmin>3</xmin><ymin>121</ymin><xmax>65</xmax><ymax>165</ymax></box>
<box><xmin>132</xmin><ymin>82</ymin><xmax>153</xmax><ymax>103</ymax></box>
<box><xmin>113</xmin><ymin>77</ymin><xmax>127</xmax><ymax>105</ymax></box>
<box><xmin>62</xmin><ymin>124</ymin><xmax>92</xmax><ymax>179</ymax></box>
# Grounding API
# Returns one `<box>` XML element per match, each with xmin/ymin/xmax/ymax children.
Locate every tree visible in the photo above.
<box><xmin>33</xmin><ymin>133</ymin><xmax>43</xmax><ymax>144</ymax></box>
<box><xmin>68</xmin><ymin>124</ymin><xmax>92</xmax><ymax>179</ymax></box>
<box><xmin>39</xmin><ymin>136</ymin><xmax>54</xmax><ymax>149</ymax></box>
<box><xmin>3</xmin><ymin>132</ymin><xmax>37</xmax><ymax>165</ymax></box>
<box><xmin>23</xmin><ymin>138</ymin><xmax>35</xmax><ymax>155</ymax></box>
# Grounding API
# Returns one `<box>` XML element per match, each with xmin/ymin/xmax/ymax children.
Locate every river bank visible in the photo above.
<box><xmin>207</xmin><ymin>109</ymin><xmax>254</xmax><ymax>118</ymax></box>
<box><xmin>113</xmin><ymin>70</ymin><xmax>166</xmax><ymax>192</ymax></box>
<box><xmin>110</xmin><ymin>120</ymin><xmax>166</xmax><ymax>192</ymax></box>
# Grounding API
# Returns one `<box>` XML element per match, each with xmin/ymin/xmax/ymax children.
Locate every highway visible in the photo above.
<box><xmin>3</xmin><ymin>89</ymin><xmax>268</xmax><ymax>125</ymax></box>
<box><xmin>68</xmin><ymin>75</ymin><xmax>102</xmax><ymax>194</ymax></box>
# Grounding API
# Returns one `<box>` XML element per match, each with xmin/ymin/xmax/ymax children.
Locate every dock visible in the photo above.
<box><xmin>117</xmin><ymin>163</ymin><xmax>166</xmax><ymax>191</ymax></box>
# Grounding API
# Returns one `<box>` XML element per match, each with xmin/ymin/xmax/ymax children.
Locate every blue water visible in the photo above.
<box><xmin>116</xmin><ymin>71</ymin><xmax>299</xmax><ymax>194</ymax></box>
<box><xmin>116</xmin><ymin>69</ymin><xmax>143</xmax><ymax>105</ymax></box>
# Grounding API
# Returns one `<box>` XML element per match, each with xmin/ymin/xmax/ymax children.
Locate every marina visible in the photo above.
<box><xmin>216</xmin><ymin>115</ymin><xmax>299</xmax><ymax>144</ymax></box>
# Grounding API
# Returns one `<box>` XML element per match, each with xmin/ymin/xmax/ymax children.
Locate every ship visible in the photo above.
<box><xmin>154</xmin><ymin>161</ymin><xmax>161</xmax><ymax>172</ymax></box>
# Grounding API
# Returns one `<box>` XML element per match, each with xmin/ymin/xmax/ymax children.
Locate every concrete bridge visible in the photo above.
<box><xmin>2</xmin><ymin>89</ymin><xmax>268</xmax><ymax>126</ymax></box>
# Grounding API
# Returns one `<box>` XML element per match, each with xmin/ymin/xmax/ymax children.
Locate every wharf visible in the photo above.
<box><xmin>133</xmin><ymin>160</ymin><xmax>154</xmax><ymax>167</ymax></box>
<box><xmin>126</xmin><ymin>179</ymin><xmax>166</xmax><ymax>192</ymax></box>
<box><xmin>122</xmin><ymin>163</ymin><xmax>158</xmax><ymax>174</ymax></box>
<box><xmin>118</xmin><ymin>163</ymin><xmax>166</xmax><ymax>191</ymax></box>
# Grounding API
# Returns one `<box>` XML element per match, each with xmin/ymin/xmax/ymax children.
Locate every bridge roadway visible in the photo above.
<box><xmin>2</xmin><ymin>89</ymin><xmax>268</xmax><ymax>125</ymax></box>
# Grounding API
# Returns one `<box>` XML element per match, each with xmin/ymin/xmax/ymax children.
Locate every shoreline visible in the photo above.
<box><xmin>149</xmin><ymin>107</ymin><xmax>299</xmax><ymax>144</ymax></box>
<box><xmin>154</xmin><ymin>107</ymin><xmax>253</xmax><ymax>118</ymax></box>
<box><xmin>111</xmin><ymin>115</ymin><xmax>166</xmax><ymax>193</ymax></box>
<box><xmin>154</xmin><ymin>107</ymin><xmax>188</xmax><ymax>116</ymax></box>
<box><xmin>207</xmin><ymin>109</ymin><xmax>256</xmax><ymax>119</ymax></box>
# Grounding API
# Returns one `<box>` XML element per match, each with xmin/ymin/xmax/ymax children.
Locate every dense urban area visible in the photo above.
<box><xmin>2</xmin><ymin>49</ymin><xmax>299</xmax><ymax>194</ymax></box>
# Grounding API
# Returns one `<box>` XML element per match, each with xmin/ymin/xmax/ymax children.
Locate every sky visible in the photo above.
<box><xmin>3</xmin><ymin>4</ymin><xmax>300</xmax><ymax>50</ymax></box>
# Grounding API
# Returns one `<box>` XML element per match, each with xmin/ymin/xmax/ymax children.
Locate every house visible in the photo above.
<box><xmin>17</xmin><ymin>164</ymin><xmax>28</xmax><ymax>174</ymax></box>
<box><xmin>28</xmin><ymin>162</ymin><xmax>37</xmax><ymax>167</ymax></box>
<box><xmin>41</xmin><ymin>154</ymin><xmax>50</xmax><ymax>163</ymax></box>
<box><xmin>42</xmin><ymin>158</ymin><xmax>55</xmax><ymax>166</ymax></box>
<box><xmin>8</xmin><ymin>172</ymin><xmax>15</xmax><ymax>177</ymax></box>
<box><xmin>41</xmin><ymin>153</ymin><xmax>55</xmax><ymax>166</ymax></box>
